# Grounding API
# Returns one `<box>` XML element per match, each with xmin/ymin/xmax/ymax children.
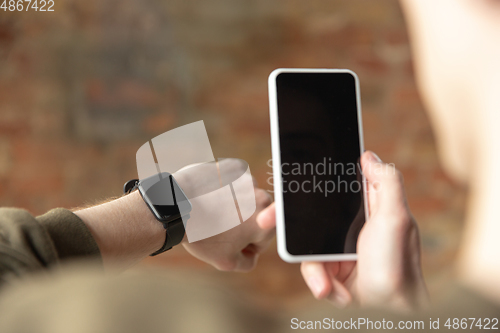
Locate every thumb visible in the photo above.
<box><xmin>361</xmin><ymin>151</ymin><xmax>407</xmax><ymax>217</ymax></box>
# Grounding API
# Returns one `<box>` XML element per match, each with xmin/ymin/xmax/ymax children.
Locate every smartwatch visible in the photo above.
<box><xmin>123</xmin><ymin>172</ymin><xmax>192</xmax><ymax>256</ymax></box>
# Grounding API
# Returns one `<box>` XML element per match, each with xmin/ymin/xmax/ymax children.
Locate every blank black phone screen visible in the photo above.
<box><xmin>276</xmin><ymin>72</ymin><xmax>365</xmax><ymax>255</ymax></box>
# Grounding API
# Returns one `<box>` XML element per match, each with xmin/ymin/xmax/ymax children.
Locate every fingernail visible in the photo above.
<box><xmin>368</xmin><ymin>151</ymin><xmax>382</xmax><ymax>163</ymax></box>
<box><xmin>307</xmin><ymin>277</ymin><xmax>323</xmax><ymax>298</ymax></box>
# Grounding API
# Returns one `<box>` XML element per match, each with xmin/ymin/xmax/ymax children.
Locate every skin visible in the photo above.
<box><xmin>399</xmin><ymin>0</ymin><xmax>500</xmax><ymax>304</ymax></box>
<box><xmin>74</xmin><ymin>0</ymin><xmax>500</xmax><ymax>309</ymax></box>
<box><xmin>258</xmin><ymin>151</ymin><xmax>428</xmax><ymax>310</ymax></box>
<box><xmin>74</xmin><ymin>161</ymin><xmax>274</xmax><ymax>272</ymax></box>
<box><xmin>258</xmin><ymin>0</ymin><xmax>500</xmax><ymax>309</ymax></box>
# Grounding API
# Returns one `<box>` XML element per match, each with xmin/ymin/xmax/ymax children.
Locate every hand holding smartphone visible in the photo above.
<box><xmin>268</xmin><ymin>69</ymin><xmax>368</xmax><ymax>262</ymax></box>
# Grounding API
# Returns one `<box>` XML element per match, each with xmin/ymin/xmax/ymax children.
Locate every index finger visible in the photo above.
<box><xmin>256</xmin><ymin>202</ymin><xmax>276</xmax><ymax>230</ymax></box>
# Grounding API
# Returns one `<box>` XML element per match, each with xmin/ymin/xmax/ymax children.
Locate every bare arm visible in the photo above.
<box><xmin>73</xmin><ymin>191</ymin><xmax>165</xmax><ymax>270</ymax></box>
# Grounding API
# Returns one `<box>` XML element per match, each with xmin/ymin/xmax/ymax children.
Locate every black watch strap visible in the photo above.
<box><xmin>150</xmin><ymin>218</ymin><xmax>186</xmax><ymax>256</ymax></box>
<box><xmin>123</xmin><ymin>179</ymin><xmax>139</xmax><ymax>194</ymax></box>
<box><xmin>123</xmin><ymin>178</ymin><xmax>187</xmax><ymax>256</ymax></box>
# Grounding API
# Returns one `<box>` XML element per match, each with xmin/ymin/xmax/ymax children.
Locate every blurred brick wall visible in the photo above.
<box><xmin>0</xmin><ymin>0</ymin><xmax>466</xmax><ymax>308</ymax></box>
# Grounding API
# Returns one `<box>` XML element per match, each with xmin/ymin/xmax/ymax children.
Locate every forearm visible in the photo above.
<box><xmin>74</xmin><ymin>191</ymin><xmax>165</xmax><ymax>270</ymax></box>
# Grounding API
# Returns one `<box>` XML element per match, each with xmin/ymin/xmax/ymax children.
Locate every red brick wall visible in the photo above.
<box><xmin>0</xmin><ymin>0</ymin><xmax>466</xmax><ymax>307</ymax></box>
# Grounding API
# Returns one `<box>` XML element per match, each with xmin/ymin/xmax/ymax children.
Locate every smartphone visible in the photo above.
<box><xmin>268</xmin><ymin>69</ymin><xmax>368</xmax><ymax>262</ymax></box>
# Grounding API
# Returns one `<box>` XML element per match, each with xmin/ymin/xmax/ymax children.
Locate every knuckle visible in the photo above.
<box><xmin>380</xmin><ymin>167</ymin><xmax>405</xmax><ymax>192</ymax></box>
<box><xmin>383</xmin><ymin>165</ymin><xmax>400</xmax><ymax>180</ymax></box>
<box><xmin>261</xmin><ymin>228</ymin><xmax>276</xmax><ymax>243</ymax></box>
<box><xmin>237</xmin><ymin>257</ymin><xmax>257</xmax><ymax>273</ymax></box>
<box><xmin>255</xmin><ymin>189</ymin><xmax>272</xmax><ymax>208</ymax></box>
<box><xmin>390</xmin><ymin>207</ymin><xmax>413</xmax><ymax>229</ymax></box>
<box><xmin>215</xmin><ymin>257</ymin><xmax>237</xmax><ymax>272</ymax></box>
<box><xmin>397</xmin><ymin>209</ymin><xmax>412</xmax><ymax>225</ymax></box>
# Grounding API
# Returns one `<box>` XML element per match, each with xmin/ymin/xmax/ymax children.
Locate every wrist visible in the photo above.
<box><xmin>126</xmin><ymin>190</ymin><xmax>166</xmax><ymax>253</ymax></box>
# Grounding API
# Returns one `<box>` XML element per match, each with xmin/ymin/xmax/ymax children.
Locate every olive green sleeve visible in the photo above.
<box><xmin>0</xmin><ymin>208</ymin><xmax>101</xmax><ymax>287</ymax></box>
<box><xmin>36</xmin><ymin>208</ymin><xmax>101</xmax><ymax>261</ymax></box>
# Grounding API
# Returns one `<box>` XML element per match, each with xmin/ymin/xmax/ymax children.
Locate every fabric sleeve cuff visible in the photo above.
<box><xmin>36</xmin><ymin>208</ymin><xmax>102</xmax><ymax>264</ymax></box>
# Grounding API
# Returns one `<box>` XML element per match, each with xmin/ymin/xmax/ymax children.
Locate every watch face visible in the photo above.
<box><xmin>139</xmin><ymin>172</ymin><xmax>191</xmax><ymax>223</ymax></box>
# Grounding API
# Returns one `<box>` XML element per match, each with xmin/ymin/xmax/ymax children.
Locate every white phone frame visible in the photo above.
<box><xmin>268</xmin><ymin>68</ymin><xmax>369</xmax><ymax>263</ymax></box>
